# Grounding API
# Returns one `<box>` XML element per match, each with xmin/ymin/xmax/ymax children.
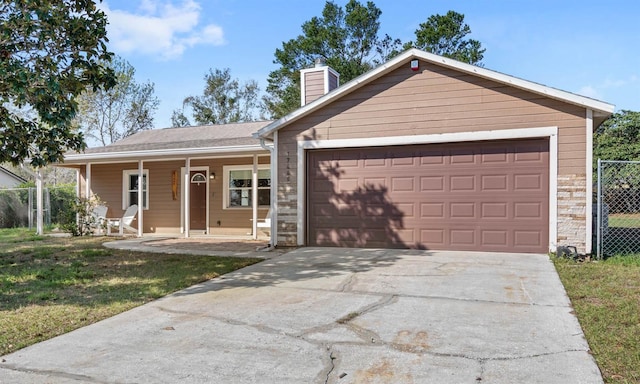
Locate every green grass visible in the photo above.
<box><xmin>0</xmin><ymin>228</ymin><xmax>262</xmax><ymax>356</ymax></box>
<box><xmin>554</xmin><ymin>255</ymin><xmax>640</xmax><ymax>383</ymax></box>
<box><xmin>608</xmin><ymin>213</ymin><xmax>640</xmax><ymax>228</ymax></box>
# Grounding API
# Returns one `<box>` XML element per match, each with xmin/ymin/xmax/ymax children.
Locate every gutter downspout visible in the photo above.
<box><xmin>260</xmin><ymin>138</ymin><xmax>277</xmax><ymax>246</ymax></box>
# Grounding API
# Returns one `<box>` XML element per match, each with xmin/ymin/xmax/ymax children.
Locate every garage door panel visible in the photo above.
<box><xmin>364</xmin><ymin>158</ymin><xmax>386</xmax><ymax>166</ymax></box>
<box><xmin>337</xmin><ymin>178</ymin><xmax>359</xmax><ymax>191</ymax></box>
<box><xmin>450</xmin><ymin>175</ymin><xmax>476</xmax><ymax>191</ymax></box>
<box><xmin>482</xmin><ymin>175</ymin><xmax>508</xmax><ymax>190</ymax></box>
<box><xmin>420</xmin><ymin>151</ymin><xmax>446</xmax><ymax>165</ymax></box>
<box><xmin>515</xmin><ymin>231</ymin><xmax>542</xmax><ymax>247</ymax></box>
<box><xmin>421</xmin><ymin>229</ymin><xmax>445</xmax><ymax>245</ymax></box>
<box><xmin>450</xmin><ymin>149</ymin><xmax>476</xmax><ymax>164</ymax></box>
<box><xmin>391</xmin><ymin>177</ymin><xmax>415</xmax><ymax>192</ymax></box>
<box><xmin>481</xmin><ymin>230</ymin><xmax>509</xmax><ymax>247</ymax></box>
<box><xmin>481</xmin><ymin>202</ymin><xmax>508</xmax><ymax>218</ymax></box>
<box><xmin>481</xmin><ymin>150</ymin><xmax>508</xmax><ymax>163</ymax></box>
<box><xmin>363</xmin><ymin>177</ymin><xmax>386</xmax><ymax>186</ymax></box>
<box><xmin>514</xmin><ymin>202</ymin><xmax>542</xmax><ymax>218</ymax></box>
<box><xmin>450</xmin><ymin>229</ymin><xmax>475</xmax><ymax>245</ymax></box>
<box><xmin>450</xmin><ymin>203</ymin><xmax>476</xmax><ymax>218</ymax></box>
<box><xmin>421</xmin><ymin>203</ymin><xmax>444</xmax><ymax>218</ymax></box>
<box><xmin>391</xmin><ymin>156</ymin><xmax>416</xmax><ymax>166</ymax></box>
<box><xmin>421</xmin><ymin>176</ymin><xmax>445</xmax><ymax>191</ymax></box>
<box><xmin>307</xmin><ymin>138</ymin><xmax>549</xmax><ymax>253</ymax></box>
<box><xmin>514</xmin><ymin>174</ymin><xmax>543</xmax><ymax>190</ymax></box>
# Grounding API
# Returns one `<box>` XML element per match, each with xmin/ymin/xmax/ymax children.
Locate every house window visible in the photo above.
<box><xmin>122</xmin><ymin>170</ymin><xmax>149</xmax><ymax>210</ymax></box>
<box><xmin>223</xmin><ymin>165</ymin><xmax>270</xmax><ymax>208</ymax></box>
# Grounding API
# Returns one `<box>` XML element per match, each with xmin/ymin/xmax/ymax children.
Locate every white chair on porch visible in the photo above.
<box><xmin>90</xmin><ymin>205</ymin><xmax>108</xmax><ymax>235</ymax></box>
<box><xmin>106</xmin><ymin>205</ymin><xmax>138</xmax><ymax>236</ymax></box>
<box><xmin>256</xmin><ymin>208</ymin><xmax>271</xmax><ymax>235</ymax></box>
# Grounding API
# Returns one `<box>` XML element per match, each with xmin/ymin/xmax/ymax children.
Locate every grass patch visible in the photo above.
<box><xmin>336</xmin><ymin>311</ymin><xmax>360</xmax><ymax>324</ymax></box>
<box><xmin>0</xmin><ymin>228</ymin><xmax>262</xmax><ymax>356</ymax></box>
<box><xmin>608</xmin><ymin>213</ymin><xmax>640</xmax><ymax>228</ymax></box>
<box><xmin>554</xmin><ymin>255</ymin><xmax>640</xmax><ymax>383</ymax></box>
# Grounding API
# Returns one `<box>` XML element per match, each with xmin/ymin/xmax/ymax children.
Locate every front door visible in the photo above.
<box><xmin>189</xmin><ymin>171</ymin><xmax>207</xmax><ymax>231</ymax></box>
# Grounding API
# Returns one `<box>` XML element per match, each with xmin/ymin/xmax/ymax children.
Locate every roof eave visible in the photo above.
<box><xmin>255</xmin><ymin>48</ymin><xmax>615</xmax><ymax>139</ymax></box>
<box><xmin>59</xmin><ymin>144</ymin><xmax>267</xmax><ymax>165</ymax></box>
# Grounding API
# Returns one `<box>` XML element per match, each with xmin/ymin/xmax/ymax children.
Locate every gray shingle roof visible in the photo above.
<box><xmin>81</xmin><ymin>121</ymin><xmax>272</xmax><ymax>154</ymax></box>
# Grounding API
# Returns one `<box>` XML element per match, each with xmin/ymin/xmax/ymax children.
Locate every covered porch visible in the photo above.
<box><xmin>56</xmin><ymin>122</ymin><xmax>275</xmax><ymax>242</ymax></box>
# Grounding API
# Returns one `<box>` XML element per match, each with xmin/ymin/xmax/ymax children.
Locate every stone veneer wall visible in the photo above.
<box><xmin>556</xmin><ymin>174</ymin><xmax>588</xmax><ymax>253</ymax></box>
<box><xmin>276</xmin><ymin>184</ymin><xmax>299</xmax><ymax>246</ymax></box>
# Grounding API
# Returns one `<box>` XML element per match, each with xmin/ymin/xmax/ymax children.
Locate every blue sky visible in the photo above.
<box><xmin>99</xmin><ymin>0</ymin><xmax>640</xmax><ymax>131</ymax></box>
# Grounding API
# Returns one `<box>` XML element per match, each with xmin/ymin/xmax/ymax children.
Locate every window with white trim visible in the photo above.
<box><xmin>223</xmin><ymin>165</ymin><xmax>270</xmax><ymax>208</ymax></box>
<box><xmin>122</xmin><ymin>170</ymin><xmax>149</xmax><ymax>210</ymax></box>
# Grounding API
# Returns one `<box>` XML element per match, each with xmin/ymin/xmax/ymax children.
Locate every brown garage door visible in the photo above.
<box><xmin>307</xmin><ymin>138</ymin><xmax>549</xmax><ymax>253</ymax></box>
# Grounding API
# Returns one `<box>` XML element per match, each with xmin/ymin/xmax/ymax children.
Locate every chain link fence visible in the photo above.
<box><xmin>596</xmin><ymin>160</ymin><xmax>640</xmax><ymax>258</ymax></box>
<box><xmin>0</xmin><ymin>186</ymin><xmax>76</xmax><ymax>229</ymax></box>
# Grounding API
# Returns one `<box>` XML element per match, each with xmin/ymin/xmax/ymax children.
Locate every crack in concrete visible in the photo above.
<box><xmin>154</xmin><ymin>305</ymin><xmax>300</xmax><ymax>339</ymax></box>
<box><xmin>0</xmin><ymin>365</ymin><xmax>109</xmax><ymax>383</ymax></box>
<box><xmin>421</xmin><ymin>348</ymin><xmax>593</xmax><ymax>363</ymax></box>
<box><xmin>476</xmin><ymin>359</ymin><xmax>486</xmax><ymax>382</ymax></box>
<box><xmin>338</xmin><ymin>273</ymin><xmax>356</xmax><ymax>292</ymax></box>
<box><xmin>519</xmin><ymin>278</ymin><xmax>534</xmax><ymax>304</ymax></box>
<box><xmin>322</xmin><ymin>348</ymin><xmax>336</xmax><ymax>384</ymax></box>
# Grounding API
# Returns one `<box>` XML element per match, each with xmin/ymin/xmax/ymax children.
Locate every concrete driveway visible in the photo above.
<box><xmin>0</xmin><ymin>248</ymin><xmax>602</xmax><ymax>383</ymax></box>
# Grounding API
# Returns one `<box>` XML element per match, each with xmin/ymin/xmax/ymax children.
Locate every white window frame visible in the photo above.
<box><xmin>222</xmin><ymin>164</ymin><xmax>270</xmax><ymax>209</ymax></box>
<box><xmin>122</xmin><ymin>169</ymin><xmax>149</xmax><ymax>210</ymax></box>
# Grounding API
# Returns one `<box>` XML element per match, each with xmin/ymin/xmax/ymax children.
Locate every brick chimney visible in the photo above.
<box><xmin>300</xmin><ymin>58</ymin><xmax>340</xmax><ymax>106</ymax></box>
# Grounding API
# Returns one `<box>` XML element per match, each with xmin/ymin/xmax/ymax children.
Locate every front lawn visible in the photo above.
<box><xmin>0</xmin><ymin>228</ymin><xmax>261</xmax><ymax>356</ymax></box>
<box><xmin>554</xmin><ymin>255</ymin><xmax>640</xmax><ymax>383</ymax></box>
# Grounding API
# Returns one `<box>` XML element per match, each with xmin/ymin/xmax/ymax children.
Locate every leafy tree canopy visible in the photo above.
<box><xmin>75</xmin><ymin>56</ymin><xmax>159</xmax><ymax>146</ymax></box>
<box><xmin>264</xmin><ymin>1</ymin><xmax>484</xmax><ymax>118</ymax></box>
<box><xmin>264</xmin><ymin>0</ymin><xmax>396</xmax><ymax>119</ymax></box>
<box><xmin>0</xmin><ymin>0</ymin><xmax>115</xmax><ymax>167</ymax></box>
<box><xmin>404</xmin><ymin>10</ymin><xmax>485</xmax><ymax>65</ymax></box>
<box><xmin>594</xmin><ymin>110</ymin><xmax>640</xmax><ymax>163</ymax></box>
<box><xmin>172</xmin><ymin>68</ymin><xmax>262</xmax><ymax>126</ymax></box>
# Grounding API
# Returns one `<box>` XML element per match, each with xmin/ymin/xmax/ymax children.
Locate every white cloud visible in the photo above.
<box><xmin>578</xmin><ymin>85</ymin><xmax>603</xmax><ymax>100</ymax></box>
<box><xmin>602</xmin><ymin>75</ymin><xmax>638</xmax><ymax>89</ymax></box>
<box><xmin>100</xmin><ymin>0</ymin><xmax>225</xmax><ymax>60</ymax></box>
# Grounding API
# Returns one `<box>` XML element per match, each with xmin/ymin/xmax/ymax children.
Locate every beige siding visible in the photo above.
<box><xmin>285</xmin><ymin>61</ymin><xmax>585</xmax><ymax>175</ymax></box>
<box><xmin>87</xmin><ymin>156</ymin><xmax>270</xmax><ymax>234</ymax></box>
<box><xmin>304</xmin><ymin>71</ymin><xmax>325</xmax><ymax>105</ymax></box>
<box><xmin>277</xmin><ymin>59</ymin><xmax>590</xmax><ymax>248</ymax></box>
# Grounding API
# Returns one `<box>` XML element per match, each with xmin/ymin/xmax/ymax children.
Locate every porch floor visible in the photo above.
<box><xmin>103</xmin><ymin>235</ymin><xmax>284</xmax><ymax>259</ymax></box>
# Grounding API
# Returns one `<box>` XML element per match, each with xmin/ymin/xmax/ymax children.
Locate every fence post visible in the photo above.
<box><xmin>28</xmin><ymin>187</ymin><xmax>33</xmax><ymax>230</ymax></box>
<box><xmin>596</xmin><ymin>159</ymin><xmax>602</xmax><ymax>259</ymax></box>
<box><xmin>36</xmin><ymin>170</ymin><xmax>43</xmax><ymax>235</ymax></box>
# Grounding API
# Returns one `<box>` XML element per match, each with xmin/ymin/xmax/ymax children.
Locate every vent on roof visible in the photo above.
<box><xmin>300</xmin><ymin>59</ymin><xmax>339</xmax><ymax>106</ymax></box>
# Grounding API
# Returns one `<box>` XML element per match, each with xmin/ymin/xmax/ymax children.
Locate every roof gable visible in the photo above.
<box><xmin>0</xmin><ymin>166</ymin><xmax>27</xmax><ymax>185</ymax></box>
<box><xmin>255</xmin><ymin>49</ymin><xmax>615</xmax><ymax>139</ymax></box>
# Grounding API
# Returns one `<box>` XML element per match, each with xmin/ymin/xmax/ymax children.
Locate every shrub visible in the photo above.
<box><xmin>61</xmin><ymin>197</ymin><xmax>105</xmax><ymax>236</ymax></box>
<box><xmin>49</xmin><ymin>185</ymin><xmax>76</xmax><ymax>227</ymax></box>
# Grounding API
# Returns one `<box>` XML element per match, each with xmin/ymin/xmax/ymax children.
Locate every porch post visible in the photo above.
<box><xmin>184</xmin><ymin>157</ymin><xmax>191</xmax><ymax>238</ymax></box>
<box><xmin>252</xmin><ymin>154</ymin><xmax>258</xmax><ymax>240</ymax></box>
<box><xmin>85</xmin><ymin>163</ymin><xmax>91</xmax><ymax>199</ymax></box>
<box><xmin>76</xmin><ymin>168</ymin><xmax>81</xmax><ymax>228</ymax></box>
<box><xmin>36</xmin><ymin>169</ymin><xmax>43</xmax><ymax>235</ymax></box>
<box><xmin>137</xmin><ymin>160</ymin><xmax>144</xmax><ymax>237</ymax></box>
